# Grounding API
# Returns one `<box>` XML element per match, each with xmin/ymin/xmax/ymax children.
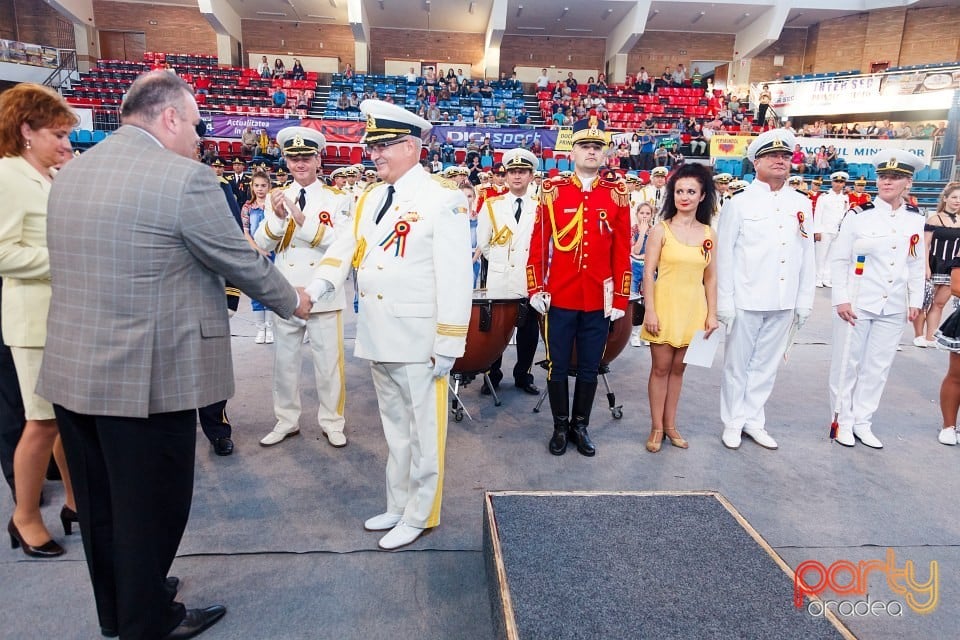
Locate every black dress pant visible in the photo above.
<box><xmin>544</xmin><ymin>307</ymin><xmax>608</xmax><ymax>383</ymax></box>
<box><xmin>488</xmin><ymin>309</ymin><xmax>541</xmax><ymax>387</ymax></box>
<box><xmin>56</xmin><ymin>405</ymin><xmax>195</xmax><ymax>639</ymax></box>
<box><xmin>197</xmin><ymin>399</ymin><xmax>231</xmax><ymax>442</ymax></box>
<box><xmin>0</xmin><ymin>281</ymin><xmax>25</xmax><ymax>497</ymax></box>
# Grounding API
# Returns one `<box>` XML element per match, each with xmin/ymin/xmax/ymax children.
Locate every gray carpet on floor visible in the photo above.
<box><xmin>486</xmin><ymin>493</ymin><xmax>846</xmax><ymax>640</ymax></box>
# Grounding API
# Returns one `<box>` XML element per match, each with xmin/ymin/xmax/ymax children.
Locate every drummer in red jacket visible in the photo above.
<box><xmin>526</xmin><ymin>115</ymin><xmax>632</xmax><ymax>456</ymax></box>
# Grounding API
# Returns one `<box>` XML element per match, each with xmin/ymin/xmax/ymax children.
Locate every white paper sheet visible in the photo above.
<box><xmin>682</xmin><ymin>330</ymin><xmax>720</xmax><ymax>368</ymax></box>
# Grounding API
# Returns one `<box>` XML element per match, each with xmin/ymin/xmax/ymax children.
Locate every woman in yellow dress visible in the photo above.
<box><xmin>641</xmin><ymin>163</ymin><xmax>719</xmax><ymax>452</ymax></box>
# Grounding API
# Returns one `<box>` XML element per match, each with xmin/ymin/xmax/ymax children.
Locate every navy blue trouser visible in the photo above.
<box><xmin>544</xmin><ymin>307</ymin><xmax>608</xmax><ymax>383</ymax></box>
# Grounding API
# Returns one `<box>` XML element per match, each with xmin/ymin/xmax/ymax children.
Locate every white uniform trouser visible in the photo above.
<box><xmin>721</xmin><ymin>309</ymin><xmax>794</xmax><ymax>432</ymax></box>
<box><xmin>828</xmin><ymin>309</ymin><xmax>904</xmax><ymax>432</ymax></box>
<box><xmin>272</xmin><ymin>311</ymin><xmax>346</xmax><ymax>435</ymax></box>
<box><xmin>814</xmin><ymin>233</ymin><xmax>837</xmax><ymax>285</ymax></box>
<box><xmin>370</xmin><ymin>361</ymin><xmax>448</xmax><ymax>529</ymax></box>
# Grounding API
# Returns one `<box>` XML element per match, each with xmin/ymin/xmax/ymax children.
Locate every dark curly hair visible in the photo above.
<box><xmin>660</xmin><ymin>163</ymin><xmax>715</xmax><ymax>226</ymax></box>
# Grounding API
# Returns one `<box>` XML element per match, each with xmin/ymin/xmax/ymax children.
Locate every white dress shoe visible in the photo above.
<box><xmin>259</xmin><ymin>427</ymin><xmax>300</xmax><ymax>447</ymax></box>
<box><xmin>364</xmin><ymin>512</ymin><xmax>403</xmax><ymax>531</ymax></box>
<box><xmin>325</xmin><ymin>430</ymin><xmax>347</xmax><ymax>447</ymax></box>
<box><xmin>823</xmin><ymin>282</ymin><xmax>832</xmax><ymax>288</ymax></box>
<box><xmin>743</xmin><ymin>427</ymin><xmax>778</xmax><ymax>450</ymax></box>
<box><xmin>630</xmin><ymin>333</ymin><xmax>642</xmax><ymax>347</ymax></box>
<box><xmin>853</xmin><ymin>426</ymin><xmax>883</xmax><ymax>449</ymax></box>
<box><xmin>913</xmin><ymin>336</ymin><xmax>928</xmax><ymax>348</ymax></box>
<box><xmin>938</xmin><ymin>426</ymin><xmax>957</xmax><ymax>446</ymax></box>
<box><xmin>264</xmin><ymin>325</ymin><xmax>275</xmax><ymax>344</ymax></box>
<box><xmin>721</xmin><ymin>428</ymin><xmax>742</xmax><ymax>450</ymax></box>
<box><xmin>378</xmin><ymin>521</ymin><xmax>426</xmax><ymax>550</ymax></box>
<box><xmin>255</xmin><ymin>327</ymin><xmax>266</xmax><ymax>344</ymax></box>
<box><xmin>834</xmin><ymin>425</ymin><xmax>855</xmax><ymax>447</ymax></box>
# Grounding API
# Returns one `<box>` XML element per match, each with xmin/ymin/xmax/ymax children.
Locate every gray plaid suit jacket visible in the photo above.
<box><xmin>38</xmin><ymin>125</ymin><xmax>297</xmax><ymax>418</ymax></box>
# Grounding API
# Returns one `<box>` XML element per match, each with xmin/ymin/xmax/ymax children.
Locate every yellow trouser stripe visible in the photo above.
<box><xmin>336</xmin><ymin>311</ymin><xmax>346</xmax><ymax>415</ymax></box>
<box><xmin>543</xmin><ymin>311</ymin><xmax>553</xmax><ymax>379</ymax></box>
<box><xmin>426</xmin><ymin>376</ymin><xmax>447</xmax><ymax>528</ymax></box>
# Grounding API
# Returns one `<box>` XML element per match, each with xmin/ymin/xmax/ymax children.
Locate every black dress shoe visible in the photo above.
<box><xmin>163</xmin><ymin>605</ymin><xmax>226</xmax><ymax>639</ymax></box>
<box><xmin>7</xmin><ymin>518</ymin><xmax>65</xmax><ymax>558</ymax></box>
<box><xmin>213</xmin><ymin>437</ymin><xmax>234</xmax><ymax>456</ymax></box>
<box><xmin>515</xmin><ymin>382</ymin><xmax>540</xmax><ymax>395</ymax></box>
<box><xmin>166</xmin><ymin>576</ymin><xmax>181</xmax><ymax>594</ymax></box>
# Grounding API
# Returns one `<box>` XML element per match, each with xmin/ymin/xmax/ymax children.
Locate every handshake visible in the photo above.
<box><xmin>292</xmin><ymin>279</ymin><xmax>337</xmax><ymax>320</ymax></box>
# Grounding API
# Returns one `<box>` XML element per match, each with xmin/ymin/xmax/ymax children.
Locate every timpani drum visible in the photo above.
<box><xmin>452</xmin><ymin>290</ymin><xmax>523</xmax><ymax>376</ymax></box>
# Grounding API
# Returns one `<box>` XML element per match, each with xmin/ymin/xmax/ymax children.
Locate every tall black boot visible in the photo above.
<box><xmin>547</xmin><ymin>378</ymin><xmax>570</xmax><ymax>456</ymax></box>
<box><xmin>569</xmin><ymin>380</ymin><xmax>598</xmax><ymax>456</ymax></box>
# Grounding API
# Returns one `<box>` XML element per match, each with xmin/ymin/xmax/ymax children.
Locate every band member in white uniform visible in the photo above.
<box><xmin>255</xmin><ymin>126</ymin><xmax>352</xmax><ymax>448</ymax></box>
<box><xmin>717</xmin><ymin>129</ymin><xmax>816</xmax><ymax>450</ymax></box>
<box><xmin>307</xmin><ymin>100</ymin><xmax>472</xmax><ymax>550</ymax></box>
<box><xmin>638</xmin><ymin>166</ymin><xmax>668</xmax><ymax>219</ymax></box>
<box><xmin>829</xmin><ymin>151</ymin><xmax>926</xmax><ymax>449</ymax></box>
<box><xmin>476</xmin><ymin>148</ymin><xmax>541</xmax><ymax>395</ymax></box>
<box><xmin>813</xmin><ymin>171</ymin><xmax>849</xmax><ymax>287</ymax></box>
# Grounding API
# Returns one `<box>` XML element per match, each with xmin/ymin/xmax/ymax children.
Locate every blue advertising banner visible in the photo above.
<box><xmin>431</xmin><ymin>125</ymin><xmax>558</xmax><ymax>149</ymax></box>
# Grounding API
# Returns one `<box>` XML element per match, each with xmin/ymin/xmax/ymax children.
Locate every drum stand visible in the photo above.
<box><xmin>449</xmin><ymin>372</ymin><xmax>502</xmax><ymax>422</ymax></box>
<box><xmin>531</xmin><ymin>361</ymin><xmax>624</xmax><ymax>420</ymax></box>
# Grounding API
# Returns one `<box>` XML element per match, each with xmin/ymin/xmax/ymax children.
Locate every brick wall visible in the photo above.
<box><xmin>241</xmin><ymin>20</ymin><xmax>354</xmax><ymax>68</ymax></box>
<box><xmin>749</xmin><ymin>27</ymin><xmax>807</xmax><ymax>83</ymax></box>
<box><xmin>860</xmin><ymin>7</ymin><xmax>906</xmax><ymax>73</ymax></box>
<box><xmin>370</xmin><ymin>28</ymin><xmax>484</xmax><ymax>77</ymax></box>
<box><xmin>499</xmin><ymin>34</ymin><xmax>606</xmax><ymax>77</ymax></box>
<box><xmin>626</xmin><ymin>31</ymin><xmax>735</xmax><ymax>79</ymax></box>
<box><xmin>0</xmin><ymin>0</ymin><xmax>75</xmax><ymax>48</ymax></box>
<box><xmin>900</xmin><ymin>5</ymin><xmax>960</xmax><ymax>66</ymax></box>
<box><xmin>93</xmin><ymin>0</ymin><xmax>217</xmax><ymax>57</ymax></box>
<box><xmin>807</xmin><ymin>13</ymin><xmax>869</xmax><ymax>73</ymax></box>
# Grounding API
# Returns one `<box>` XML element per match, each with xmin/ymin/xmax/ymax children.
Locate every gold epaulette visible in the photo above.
<box><xmin>486</xmin><ymin>193</ymin><xmax>506</xmax><ymax>204</ymax></box>
<box><xmin>430</xmin><ymin>174</ymin><xmax>459</xmax><ymax>190</ymax></box>
<box><xmin>603</xmin><ymin>180</ymin><xmax>630</xmax><ymax>208</ymax></box>
<box><xmin>539</xmin><ymin>178</ymin><xmax>561</xmax><ymax>207</ymax></box>
<box><xmin>324</xmin><ymin>184</ymin><xmax>346</xmax><ymax>195</ymax></box>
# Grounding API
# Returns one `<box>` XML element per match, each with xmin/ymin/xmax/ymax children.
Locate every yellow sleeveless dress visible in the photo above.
<box><xmin>640</xmin><ymin>222</ymin><xmax>711</xmax><ymax>348</ymax></box>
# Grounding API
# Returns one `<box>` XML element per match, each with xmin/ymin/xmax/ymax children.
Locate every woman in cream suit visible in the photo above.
<box><xmin>0</xmin><ymin>84</ymin><xmax>78</xmax><ymax>557</ymax></box>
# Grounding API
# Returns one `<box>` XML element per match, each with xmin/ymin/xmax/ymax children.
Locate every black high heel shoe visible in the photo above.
<box><xmin>7</xmin><ymin>518</ymin><xmax>65</xmax><ymax>558</ymax></box>
<box><xmin>61</xmin><ymin>505</ymin><xmax>79</xmax><ymax>536</ymax></box>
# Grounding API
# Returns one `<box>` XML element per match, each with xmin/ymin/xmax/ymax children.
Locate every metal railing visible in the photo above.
<box><xmin>43</xmin><ymin>48</ymin><xmax>77</xmax><ymax>92</ymax></box>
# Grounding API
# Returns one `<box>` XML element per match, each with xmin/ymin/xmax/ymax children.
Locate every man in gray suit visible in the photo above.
<box><xmin>40</xmin><ymin>71</ymin><xmax>312</xmax><ymax>639</ymax></box>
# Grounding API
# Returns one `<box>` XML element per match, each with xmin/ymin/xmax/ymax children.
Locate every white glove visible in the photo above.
<box><xmin>432</xmin><ymin>354</ymin><xmax>456</xmax><ymax>378</ymax></box>
<box><xmin>718</xmin><ymin>309</ymin><xmax>735</xmax><ymax>334</ymax></box>
<box><xmin>305</xmin><ymin>278</ymin><xmax>335</xmax><ymax>303</ymax></box>
<box><xmin>529</xmin><ymin>291</ymin><xmax>551</xmax><ymax>314</ymax></box>
<box><xmin>795</xmin><ymin>307</ymin><xmax>812</xmax><ymax>329</ymax></box>
<box><xmin>609</xmin><ymin>308</ymin><xmax>625</xmax><ymax>322</ymax></box>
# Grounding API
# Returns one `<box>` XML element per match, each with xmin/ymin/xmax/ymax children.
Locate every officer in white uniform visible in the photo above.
<box><xmin>306</xmin><ymin>100</ymin><xmax>473</xmax><ymax>550</ymax></box>
<box><xmin>476</xmin><ymin>148</ymin><xmax>541</xmax><ymax>394</ymax></box>
<box><xmin>813</xmin><ymin>171</ymin><xmax>849</xmax><ymax>287</ymax></box>
<box><xmin>254</xmin><ymin>126</ymin><xmax>352</xmax><ymax>448</ymax></box>
<box><xmin>717</xmin><ymin>129</ymin><xmax>816</xmax><ymax>450</ymax></box>
<box><xmin>829</xmin><ymin>151</ymin><xmax>926</xmax><ymax>449</ymax></box>
<box><xmin>639</xmin><ymin>166</ymin><xmax>668</xmax><ymax>219</ymax></box>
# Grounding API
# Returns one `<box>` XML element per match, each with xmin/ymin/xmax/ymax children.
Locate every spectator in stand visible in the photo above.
<box><xmin>596</xmin><ymin>73</ymin><xmax>609</xmax><ymax>95</ymax></box>
<box><xmin>659</xmin><ymin>67</ymin><xmax>673</xmax><ymax>90</ymax></box>
<box><xmin>241</xmin><ymin>127</ymin><xmax>258</xmax><ymax>156</ymax></box>
<box><xmin>272</xmin><ymin>87</ymin><xmax>287</xmax><ymax>108</ymax></box>
<box><xmin>193</xmin><ymin>71</ymin><xmax>211</xmax><ymax>96</ymax></box>
<box><xmin>564</xmin><ymin>72</ymin><xmax>578</xmax><ymax>95</ymax></box>
<box><xmin>672</xmin><ymin>64</ymin><xmax>687</xmax><ymax>87</ymax></box>
<box><xmin>347</xmin><ymin>92</ymin><xmax>360</xmax><ymax>110</ymax></box>
<box><xmin>295</xmin><ymin>92</ymin><xmax>309</xmax><ymax>115</ymax></box>
<box><xmin>265</xmin><ymin>139</ymin><xmax>280</xmax><ymax>163</ymax></box>
<box><xmin>790</xmin><ymin>144</ymin><xmax>806</xmax><ymax>174</ymax></box>
<box><xmin>629</xmin><ymin>133</ymin><xmax>642</xmax><ymax>170</ymax></box>
<box><xmin>272</xmin><ymin>58</ymin><xmax>286</xmax><ymax>79</ymax></box>
<box><xmin>897</xmin><ymin>123</ymin><xmax>913</xmax><ymax>139</ymax></box>
<box><xmin>756</xmin><ymin>84</ymin><xmax>772</xmax><ymax>127</ymax></box>
<box><xmin>516</xmin><ymin>107</ymin><xmax>529</xmax><ymax>125</ymax></box>
<box><xmin>291</xmin><ymin>59</ymin><xmax>305</xmax><ymax>80</ymax></box>
<box><xmin>406</xmin><ymin>67</ymin><xmax>419</xmax><ymax>84</ymax></box>
<box><xmin>814</xmin><ymin>145</ymin><xmax>830</xmax><ymax>175</ymax></box>
<box><xmin>454</xmin><ymin>113</ymin><xmax>465</xmax><ymax>125</ymax></box>
<box><xmin>637</xmin><ymin>67</ymin><xmax>651</xmax><ymax>94</ymax></box>
<box><xmin>825</xmin><ymin>145</ymin><xmax>840</xmax><ymax>171</ymax></box>
<box><xmin>552</xmin><ymin>108</ymin><xmax>568</xmax><ymax>127</ymax></box>
<box><xmin>586</xmin><ymin>77</ymin><xmax>598</xmax><ymax>94</ymax></box>
<box><xmin>654</xmin><ymin>144</ymin><xmax>669</xmax><ymax>167</ymax></box>
<box><xmin>430</xmin><ymin>153</ymin><xmax>443</xmax><ymax>174</ymax></box>
<box><xmin>689</xmin><ymin>123</ymin><xmax>707</xmax><ymax>156</ymax></box>
<box><xmin>495</xmin><ymin>103</ymin><xmax>508</xmax><ymax>123</ymax></box>
<box><xmin>257</xmin><ymin>55</ymin><xmax>271</xmax><ymax>78</ymax></box>
<box><xmin>727</xmin><ymin>95</ymin><xmax>740</xmax><ymax>113</ymax></box>
<box><xmin>691</xmin><ymin>67</ymin><xmax>703</xmax><ymax>89</ymax></box>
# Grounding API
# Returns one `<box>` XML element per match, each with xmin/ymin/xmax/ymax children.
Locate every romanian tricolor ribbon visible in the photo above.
<box><xmin>598</xmin><ymin>210</ymin><xmax>612</xmax><ymax>234</ymax></box>
<box><xmin>909</xmin><ymin>233</ymin><xmax>920</xmax><ymax>258</ymax></box>
<box><xmin>854</xmin><ymin>255</ymin><xmax>866</xmax><ymax>275</ymax></box>
<box><xmin>702</xmin><ymin>238</ymin><xmax>713</xmax><ymax>266</ymax></box>
<box><xmin>380</xmin><ymin>220</ymin><xmax>411</xmax><ymax>257</ymax></box>
<box><xmin>319</xmin><ymin>211</ymin><xmax>333</xmax><ymax>227</ymax></box>
<box><xmin>797</xmin><ymin>211</ymin><xmax>808</xmax><ymax>238</ymax></box>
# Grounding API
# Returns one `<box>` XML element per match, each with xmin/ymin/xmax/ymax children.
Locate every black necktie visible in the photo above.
<box><xmin>514</xmin><ymin>197</ymin><xmax>523</xmax><ymax>222</ymax></box>
<box><xmin>375</xmin><ymin>185</ymin><xmax>395</xmax><ymax>224</ymax></box>
<box><xmin>656</xmin><ymin>189</ymin><xmax>661</xmax><ymax>201</ymax></box>
<box><xmin>297</xmin><ymin>187</ymin><xmax>306</xmax><ymax>211</ymax></box>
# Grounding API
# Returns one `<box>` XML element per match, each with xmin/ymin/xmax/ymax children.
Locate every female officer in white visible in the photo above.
<box><xmin>717</xmin><ymin>129</ymin><xmax>816</xmax><ymax>450</ymax></box>
<box><xmin>829</xmin><ymin>151</ymin><xmax>926</xmax><ymax>448</ymax></box>
<box><xmin>307</xmin><ymin>101</ymin><xmax>473</xmax><ymax>550</ymax></box>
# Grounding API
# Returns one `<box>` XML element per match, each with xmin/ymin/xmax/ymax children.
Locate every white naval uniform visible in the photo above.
<box><xmin>314</xmin><ymin>166</ymin><xmax>473</xmax><ymax>528</ymax></box>
<box><xmin>828</xmin><ymin>200</ymin><xmax>925</xmax><ymax>436</ymax></box>
<box><xmin>476</xmin><ymin>192</ymin><xmax>537</xmax><ymax>298</ymax></box>
<box><xmin>813</xmin><ymin>189</ymin><xmax>848</xmax><ymax>286</ymax></box>
<box><xmin>717</xmin><ymin>180</ymin><xmax>816</xmax><ymax>433</ymax></box>
<box><xmin>638</xmin><ymin>184</ymin><xmax>666</xmax><ymax>220</ymax></box>
<box><xmin>254</xmin><ymin>179</ymin><xmax>350</xmax><ymax>439</ymax></box>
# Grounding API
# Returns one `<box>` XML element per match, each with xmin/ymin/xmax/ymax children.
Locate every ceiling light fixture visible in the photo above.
<box><xmin>691</xmin><ymin>10</ymin><xmax>705</xmax><ymax>24</ymax></box>
<box><xmin>565</xmin><ymin>28</ymin><xmax>592</xmax><ymax>32</ymax></box>
<box><xmin>328</xmin><ymin>0</ymin><xmax>336</xmax><ymax>7</ymax></box>
<box><xmin>734</xmin><ymin>11</ymin><xmax>751</xmax><ymax>25</ymax></box>
<box><xmin>516</xmin><ymin>5</ymin><xmax>523</xmax><ymax>17</ymax></box>
<box><xmin>307</xmin><ymin>14</ymin><xmax>335</xmax><ymax>19</ymax></box>
<box><xmin>601</xmin><ymin>8</ymin><xmax>613</xmax><ymax>20</ymax></box>
<box><xmin>786</xmin><ymin>12</ymin><xmax>804</xmax><ymax>24</ymax></box>
<box><xmin>256</xmin><ymin>11</ymin><xmax>286</xmax><ymax>16</ymax></box>
<box><xmin>516</xmin><ymin>26</ymin><xmax>545</xmax><ymax>31</ymax></box>
<box><xmin>560</xmin><ymin>7</ymin><xmax>569</xmax><ymax>18</ymax></box>
<box><xmin>648</xmin><ymin>9</ymin><xmax>659</xmax><ymax>22</ymax></box>
<box><xmin>468</xmin><ymin>1</ymin><xmax>474</xmax><ymax>14</ymax></box>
